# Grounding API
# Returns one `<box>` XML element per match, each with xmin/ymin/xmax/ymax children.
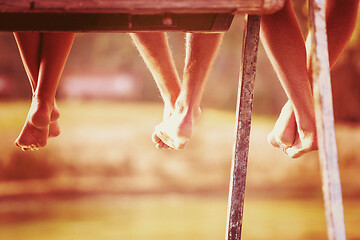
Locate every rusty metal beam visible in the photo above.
<box><xmin>226</xmin><ymin>14</ymin><xmax>260</xmax><ymax>240</ymax></box>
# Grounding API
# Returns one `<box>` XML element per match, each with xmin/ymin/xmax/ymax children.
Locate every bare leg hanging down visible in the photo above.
<box><xmin>261</xmin><ymin>0</ymin><xmax>317</xmax><ymax>158</ymax></box>
<box><xmin>130</xmin><ymin>32</ymin><xmax>181</xmax><ymax>149</ymax></box>
<box><xmin>153</xmin><ymin>33</ymin><xmax>223</xmax><ymax>149</ymax></box>
<box><xmin>261</xmin><ymin>0</ymin><xmax>359</xmax><ymax>158</ymax></box>
<box><xmin>132</xmin><ymin>32</ymin><xmax>223</xmax><ymax>149</ymax></box>
<box><xmin>14</xmin><ymin>32</ymin><xmax>74</xmax><ymax>150</ymax></box>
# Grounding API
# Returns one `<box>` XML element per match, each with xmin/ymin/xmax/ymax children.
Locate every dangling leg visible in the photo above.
<box><xmin>130</xmin><ymin>32</ymin><xmax>181</xmax><ymax>149</ymax></box>
<box><xmin>154</xmin><ymin>33</ymin><xmax>223</xmax><ymax>149</ymax></box>
<box><xmin>14</xmin><ymin>32</ymin><xmax>53</xmax><ymax>150</ymax></box>
<box><xmin>15</xmin><ymin>32</ymin><xmax>74</xmax><ymax>150</ymax></box>
<box><xmin>14</xmin><ymin>32</ymin><xmax>61</xmax><ymax>140</ymax></box>
<box><xmin>260</xmin><ymin>0</ymin><xmax>316</xmax><ymax>157</ymax></box>
<box><xmin>31</xmin><ymin>33</ymin><xmax>74</xmax><ymax>128</ymax></box>
<box><xmin>262</xmin><ymin>0</ymin><xmax>359</xmax><ymax>157</ymax></box>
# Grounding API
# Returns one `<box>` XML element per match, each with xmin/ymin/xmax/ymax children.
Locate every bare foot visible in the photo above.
<box><xmin>285</xmin><ymin>124</ymin><xmax>318</xmax><ymax>158</ymax></box>
<box><xmin>15</xmin><ymin>98</ymin><xmax>58</xmax><ymax>151</ymax></box>
<box><xmin>268</xmin><ymin>100</ymin><xmax>297</xmax><ymax>149</ymax></box>
<box><xmin>49</xmin><ymin>103</ymin><xmax>61</xmax><ymax>138</ymax></box>
<box><xmin>152</xmin><ymin>102</ymin><xmax>201</xmax><ymax>150</ymax></box>
<box><xmin>152</xmin><ymin>102</ymin><xmax>175</xmax><ymax>149</ymax></box>
<box><xmin>268</xmin><ymin>100</ymin><xmax>318</xmax><ymax>158</ymax></box>
<box><xmin>15</xmin><ymin>120</ymin><xmax>49</xmax><ymax>151</ymax></box>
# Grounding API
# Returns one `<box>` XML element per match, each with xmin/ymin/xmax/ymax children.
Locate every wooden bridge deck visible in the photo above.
<box><xmin>0</xmin><ymin>0</ymin><xmax>284</xmax><ymax>32</ymax></box>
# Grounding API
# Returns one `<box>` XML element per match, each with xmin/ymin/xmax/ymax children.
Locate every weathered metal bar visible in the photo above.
<box><xmin>0</xmin><ymin>0</ymin><xmax>284</xmax><ymax>14</ymax></box>
<box><xmin>309</xmin><ymin>0</ymin><xmax>346</xmax><ymax>240</ymax></box>
<box><xmin>226</xmin><ymin>14</ymin><xmax>260</xmax><ymax>240</ymax></box>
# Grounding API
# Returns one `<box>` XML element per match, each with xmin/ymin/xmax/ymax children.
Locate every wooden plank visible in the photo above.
<box><xmin>0</xmin><ymin>0</ymin><xmax>285</xmax><ymax>14</ymax></box>
<box><xmin>0</xmin><ymin>12</ymin><xmax>233</xmax><ymax>32</ymax></box>
<box><xmin>226</xmin><ymin>14</ymin><xmax>260</xmax><ymax>240</ymax></box>
<box><xmin>0</xmin><ymin>0</ymin><xmax>283</xmax><ymax>31</ymax></box>
<box><xmin>308</xmin><ymin>0</ymin><xmax>346</xmax><ymax>240</ymax></box>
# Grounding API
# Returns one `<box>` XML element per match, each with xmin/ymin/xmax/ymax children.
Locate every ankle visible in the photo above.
<box><xmin>50</xmin><ymin>106</ymin><xmax>60</xmax><ymax>122</ymax></box>
<box><xmin>175</xmin><ymin>92</ymin><xmax>201</xmax><ymax>114</ymax></box>
<box><xmin>29</xmin><ymin>97</ymin><xmax>54</xmax><ymax>128</ymax></box>
<box><xmin>162</xmin><ymin>94</ymin><xmax>178</xmax><ymax>109</ymax></box>
<box><xmin>32</xmin><ymin>95</ymin><xmax>55</xmax><ymax>110</ymax></box>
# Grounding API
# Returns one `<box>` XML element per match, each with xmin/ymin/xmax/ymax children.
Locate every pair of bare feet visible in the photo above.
<box><xmin>130</xmin><ymin>32</ymin><xmax>223</xmax><ymax>151</ymax></box>
<box><xmin>152</xmin><ymin>98</ymin><xmax>201</xmax><ymax>150</ymax></box>
<box><xmin>13</xmin><ymin>32</ymin><xmax>75</xmax><ymax>151</ymax></box>
<box><xmin>15</xmin><ymin>98</ymin><xmax>60</xmax><ymax>151</ymax></box>
<box><xmin>267</xmin><ymin>100</ymin><xmax>318</xmax><ymax>158</ymax></box>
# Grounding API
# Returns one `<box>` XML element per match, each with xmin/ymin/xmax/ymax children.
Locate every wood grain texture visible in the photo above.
<box><xmin>0</xmin><ymin>0</ymin><xmax>285</xmax><ymax>14</ymax></box>
<box><xmin>309</xmin><ymin>0</ymin><xmax>346</xmax><ymax>240</ymax></box>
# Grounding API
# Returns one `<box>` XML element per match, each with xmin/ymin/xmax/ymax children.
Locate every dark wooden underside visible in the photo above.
<box><xmin>0</xmin><ymin>12</ymin><xmax>234</xmax><ymax>32</ymax></box>
<box><xmin>0</xmin><ymin>0</ymin><xmax>284</xmax><ymax>32</ymax></box>
<box><xmin>0</xmin><ymin>0</ymin><xmax>285</xmax><ymax>15</ymax></box>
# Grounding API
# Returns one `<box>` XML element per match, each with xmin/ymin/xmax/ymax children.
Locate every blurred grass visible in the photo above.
<box><xmin>0</xmin><ymin>100</ymin><xmax>360</xmax><ymax>240</ymax></box>
<box><xmin>0</xmin><ymin>196</ymin><xmax>359</xmax><ymax>240</ymax></box>
<box><xmin>0</xmin><ymin>100</ymin><xmax>360</xmax><ymax>197</ymax></box>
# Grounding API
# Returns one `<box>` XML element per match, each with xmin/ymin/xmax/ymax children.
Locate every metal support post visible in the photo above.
<box><xmin>226</xmin><ymin>14</ymin><xmax>261</xmax><ymax>240</ymax></box>
<box><xmin>309</xmin><ymin>0</ymin><xmax>346</xmax><ymax>239</ymax></box>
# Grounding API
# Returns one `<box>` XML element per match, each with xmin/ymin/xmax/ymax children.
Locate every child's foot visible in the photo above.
<box><xmin>15</xmin><ymin>98</ymin><xmax>57</xmax><ymax>151</ymax></box>
<box><xmin>152</xmin><ymin>102</ymin><xmax>201</xmax><ymax>150</ymax></box>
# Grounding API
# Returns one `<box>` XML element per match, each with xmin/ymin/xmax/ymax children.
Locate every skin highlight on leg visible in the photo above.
<box><xmin>130</xmin><ymin>33</ymin><xmax>181</xmax><ymax>108</ymax></box>
<box><xmin>13</xmin><ymin>32</ymin><xmax>41</xmax><ymax>92</ymax></box>
<box><xmin>154</xmin><ymin>33</ymin><xmax>223</xmax><ymax>149</ymax></box>
<box><xmin>14</xmin><ymin>32</ymin><xmax>74</xmax><ymax>150</ymax></box>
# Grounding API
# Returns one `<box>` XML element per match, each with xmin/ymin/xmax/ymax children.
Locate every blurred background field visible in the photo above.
<box><xmin>0</xmin><ymin>101</ymin><xmax>360</xmax><ymax>240</ymax></box>
<box><xmin>1</xmin><ymin>1</ymin><xmax>360</xmax><ymax>239</ymax></box>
